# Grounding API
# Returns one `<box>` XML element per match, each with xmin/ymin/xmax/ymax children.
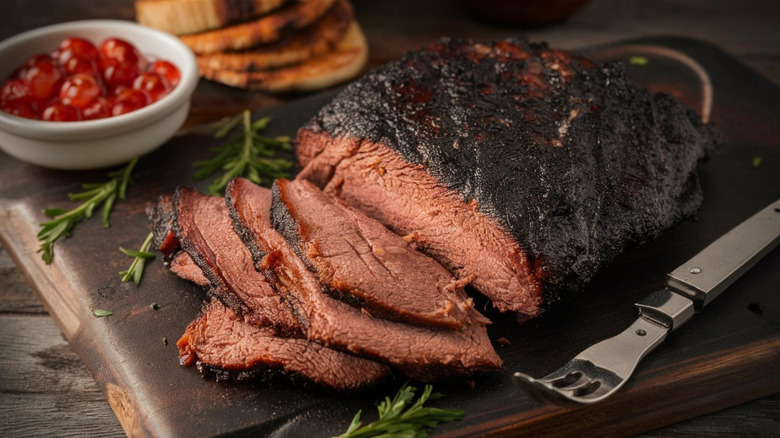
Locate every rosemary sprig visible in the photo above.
<box><xmin>37</xmin><ymin>158</ymin><xmax>138</xmax><ymax>264</ymax></box>
<box><xmin>193</xmin><ymin>110</ymin><xmax>293</xmax><ymax>195</ymax></box>
<box><xmin>119</xmin><ymin>231</ymin><xmax>156</xmax><ymax>286</ymax></box>
<box><xmin>334</xmin><ymin>383</ymin><xmax>464</xmax><ymax>438</ymax></box>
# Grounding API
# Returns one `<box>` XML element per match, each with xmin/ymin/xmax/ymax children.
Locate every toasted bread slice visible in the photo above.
<box><xmin>197</xmin><ymin>0</ymin><xmax>352</xmax><ymax>72</ymax></box>
<box><xmin>135</xmin><ymin>0</ymin><xmax>288</xmax><ymax>36</ymax></box>
<box><xmin>181</xmin><ymin>0</ymin><xmax>334</xmax><ymax>54</ymax></box>
<box><xmin>198</xmin><ymin>20</ymin><xmax>367</xmax><ymax>92</ymax></box>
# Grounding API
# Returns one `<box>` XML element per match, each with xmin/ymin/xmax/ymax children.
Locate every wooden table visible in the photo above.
<box><xmin>1</xmin><ymin>0</ymin><xmax>778</xmax><ymax>436</ymax></box>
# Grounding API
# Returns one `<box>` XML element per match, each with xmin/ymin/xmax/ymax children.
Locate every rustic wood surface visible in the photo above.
<box><xmin>1</xmin><ymin>0</ymin><xmax>779</xmax><ymax>436</ymax></box>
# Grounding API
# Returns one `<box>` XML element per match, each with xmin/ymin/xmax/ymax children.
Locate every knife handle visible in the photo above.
<box><xmin>666</xmin><ymin>199</ymin><xmax>780</xmax><ymax>310</ymax></box>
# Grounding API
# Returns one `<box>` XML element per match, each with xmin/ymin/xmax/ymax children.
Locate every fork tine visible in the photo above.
<box><xmin>538</xmin><ymin>366</ymin><xmax>577</xmax><ymax>383</ymax></box>
<box><xmin>515</xmin><ymin>315</ymin><xmax>672</xmax><ymax>405</ymax></box>
<box><xmin>556</xmin><ymin>374</ymin><xmax>592</xmax><ymax>391</ymax></box>
<box><xmin>514</xmin><ymin>372</ymin><xmax>588</xmax><ymax>406</ymax></box>
<box><xmin>513</xmin><ymin>372</ymin><xmax>562</xmax><ymax>403</ymax></box>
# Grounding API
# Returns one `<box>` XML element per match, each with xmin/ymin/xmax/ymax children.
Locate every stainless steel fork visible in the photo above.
<box><xmin>514</xmin><ymin>199</ymin><xmax>780</xmax><ymax>405</ymax></box>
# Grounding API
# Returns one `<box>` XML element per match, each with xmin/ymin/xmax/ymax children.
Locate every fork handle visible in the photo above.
<box><xmin>666</xmin><ymin>199</ymin><xmax>780</xmax><ymax>310</ymax></box>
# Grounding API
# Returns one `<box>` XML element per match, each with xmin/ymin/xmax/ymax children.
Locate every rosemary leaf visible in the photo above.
<box><xmin>215</xmin><ymin>113</ymin><xmax>242</xmax><ymax>139</ymax></box>
<box><xmin>193</xmin><ymin>110</ymin><xmax>292</xmax><ymax>195</ymax></box>
<box><xmin>102</xmin><ymin>192</ymin><xmax>117</xmax><ymax>228</ymax></box>
<box><xmin>119</xmin><ymin>248</ymin><xmax>156</xmax><ymax>258</ymax></box>
<box><xmin>43</xmin><ymin>208</ymin><xmax>66</xmax><ymax>218</ymax></box>
<box><xmin>37</xmin><ymin>158</ymin><xmax>139</xmax><ymax>264</ymax></box>
<box><xmin>119</xmin><ymin>232</ymin><xmax>156</xmax><ymax>286</ymax></box>
<box><xmin>333</xmin><ymin>383</ymin><xmax>464</xmax><ymax>438</ymax></box>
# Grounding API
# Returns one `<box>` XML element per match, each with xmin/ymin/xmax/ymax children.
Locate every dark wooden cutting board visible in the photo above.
<box><xmin>0</xmin><ymin>37</ymin><xmax>778</xmax><ymax>437</ymax></box>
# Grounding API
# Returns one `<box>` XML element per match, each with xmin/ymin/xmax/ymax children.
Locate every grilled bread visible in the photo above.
<box><xmin>135</xmin><ymin>0</ymin><xmax>288</xmax><ymax>36</ymax></box>
<box><xmin>197</xmin><ymin>0</ymin><xmax>351</xmax><ymax>72</ymax></box>
<box><xmin>181</xmin><ymin>0</ymin><xmax>334</xmax><ymax>54</ymax></box>
<box><xmin>198</xmin><ymin>20</ymin><xmax>367</xmax><ymax>92</ymax></box>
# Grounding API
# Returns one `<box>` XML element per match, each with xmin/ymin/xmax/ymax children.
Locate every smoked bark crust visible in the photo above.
<box><xmin>296</xmin><ymin>37</ymin><xmax>716</xmax><ymax>316</ymax></box>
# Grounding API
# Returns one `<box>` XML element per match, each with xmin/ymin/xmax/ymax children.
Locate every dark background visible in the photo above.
<box><xmin>1</xmin><ymin>0</ymin><xmax>778</xmax><ymax>436</ymax></box>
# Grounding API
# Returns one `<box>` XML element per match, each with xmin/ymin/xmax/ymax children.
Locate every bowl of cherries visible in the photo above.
<box><xmin>0</xmin><ymin>20</ymin><xmax>197</xmax><ymax>170</ymax></box>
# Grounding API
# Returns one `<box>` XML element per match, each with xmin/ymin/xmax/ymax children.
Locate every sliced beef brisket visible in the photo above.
<box><xmin>150</xmin><ymin>193</ymin><xmax>388</xmax><ymax>390</ymax></box>
<box><xmin>227</xmin><ymin>177</ymin><xmax>502</xmax><ymax>381</ymax></box>
<box><xmin>272</xmin><ymin>178</ymin><xmax>482</xmax><ymax>329</ymax></box>
<box><xmin>148</xmin><ymin>195</ymin><xmax>214</xmax><ymax>288</ymax></box>
<box><xmin>172</xmin><ymin>187</ymin><xmax>302</xmax><ymax>337</ymax></box>
<box><xmin>170</xmin><ymin>252</ymin><xmax>210</xmax><ymax>287</ymax></box>
<box><xmin>296</xmin><ymin>38</ymin><xmax>716</xmax><ymax>319</ymax></box>
<box><xmin>147</xmin><ymin>195</ymin><xmax>181</xmax><ymax>260</ymax></box>
<box><xmin>178</xmin><ymin>299</ymin><xmax>388</xmax><ymax>391</ymax></box>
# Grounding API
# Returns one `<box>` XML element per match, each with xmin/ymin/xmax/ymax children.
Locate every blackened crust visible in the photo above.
<box><xmin>300</xmin><ymin>37</ymin><xmax>717</xmax><ymax>310</ymax></box>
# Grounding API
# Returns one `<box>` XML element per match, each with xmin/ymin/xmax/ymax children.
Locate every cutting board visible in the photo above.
<box><xmin>0</xmin><ymin>37</ymin><xmax>778</xmax><ymax>437</ymax></box>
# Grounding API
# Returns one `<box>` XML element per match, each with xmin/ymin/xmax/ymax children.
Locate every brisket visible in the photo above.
<box><xmin>147</xmin><ymin>195</ymin><xmax>181</xmax><ymax>260</ymax></box>
<box><xmin>178</xmin><ymin>299</ymin><xmax>389</xmax><ymax>391</ymax></box>
<box><xmin>150</xmin><ymin>193</ymin><xmax>388</xmax><ymax>390</ymax></box>
<box><xmin>148</xmin><ymin>195</ymin><xmax>210</xmax><ymax>288</ymax></box>
<box><xmin>226</xmin><ymin>177</ymin><xmax>502</xmax><ymax>381</ymax></box>
<box><xmin>272</xmin><ymin>177</ymin><xmax>483</xmax><ymax>329</ymax></box>
<box><xmin>170</xmin><ymin>251</ymin><xmax>210</xmax><ymax>287</ymax></box>
<box><xmin>296</xmin><ymin>38</ymin><xmax>716</xmax><ymax>319</ymax></box>
<box><xmin>172</xmin><ymin>187</ymin><xmax>302</xmax><ymax>337</ymax></box>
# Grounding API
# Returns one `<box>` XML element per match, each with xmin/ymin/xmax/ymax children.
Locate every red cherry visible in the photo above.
<box><xmin>25</xmin><ymin>53</ymin><xmax>54</xmax><ymax>69</ymax></box>
<box><xmin>60</xmin><ymin>74</ymin><xmax>102</xmax><ymax>109</ymax></box>
<box><xmin>112</xmin><ymin>88</ymin><xmax>150</xmax><ymax>116</ymax></box>
<box><xmin>41</xmin><ymin>103</ymin><xmax>82</xmax><ymax>122</ymax></box>
<box><xmin>23</xmin><ymin>60</ymin><xmax>64</xmax><ymax>102</ymax></box>
<box><xmin>1</xmin><ymin>79</ymin><xmax>33</xmax><ymax>105</ymax></box>
<box><xmin>133</xmin><ymin>72</ymin><xmax>170</xmax><ymax>102</ymax></box>
<box><xmin>110</xmin><ymin>84</ymin><xmax>128</xmax><ymax>97</ymax></box>
<box><xmin>1</xmin><ymin>101</ymin><xmax>38</xmax><ymax>119</ymax></box>
<box><xmin>63</xmin><ymin>56</ymin><xmax>98</xmax><ymax>76</ymax></box>
<box><xmin>56</xmin><ymin>37</ymin><xmax>99</xmax><ymax>64</ymax></box>
<box><xmin>101</xmin><ymin>59</ymin><xmax>141</xmax><ymax>89</ymax></box>
<box><xmin>82</xmin><ymin>96</ymin><xmax>112</xmax><ymax>120</ymax></box>
<box><xmin>150</xmin><ymin>60</ymin><xmax>180</xmax><ymax>88</ymax></box>
<box><xmin>100</xmin><ymin>38</ymin><xmax>147</xmax><ymax>69</ymax></box>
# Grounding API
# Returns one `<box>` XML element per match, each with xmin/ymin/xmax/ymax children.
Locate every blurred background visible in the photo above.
<box><xmin>1</xmin><ymin>0</ymin><xmax>778</xmax><ymax>126</ymax></box>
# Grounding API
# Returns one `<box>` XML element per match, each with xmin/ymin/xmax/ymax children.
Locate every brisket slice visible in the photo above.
<box><xmin>272</xmin><ymin>178</ymin><xmax>485</xmax><ymax>329</ymax></box>
<box><xmin>226</xmin><ymin>177</ymin><xmax>502</xmax><ymax>381</ymax></box>
<box><xmin>170</xmin><ymin>251</ymin><xmax>210</xmax><ymax>287</ymax></box>
<box><xmin>147</xmin><ymin>195</ymin><xmax>181</xmax><ymax>260</ymax></box>
<box><xmin>150</xmin><ymin>195</ymin><xmax>388</xmax><ymax>390</ymax></box>
<box><xmin>172</xmin><ymin>186</ymin><xmax>302</xmax><ymax>337</ymax></box>
<box><xmin>296</xmin><ymin>38</ymin><xmax>716</xmax><ymax>319</ymax></box>
<box><xmin>178</xmin><ymin>299</ymin><xmax>388</xmax><ymax>391</ymax></box>
<box><xmin>147</xmin><ymin>195</ymin><xmax>215</xmax><ymax>288</ymax></box>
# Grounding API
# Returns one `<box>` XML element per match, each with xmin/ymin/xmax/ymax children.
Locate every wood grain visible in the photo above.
<box><xmin>0</xmin><ymin>315</ymin><xmax>122</xmax><ymax>437</ymax></box>
<box><xmin>1</xmin><ymin>0</ymin><xmax>779</xmax><ymax>437</ymax></box>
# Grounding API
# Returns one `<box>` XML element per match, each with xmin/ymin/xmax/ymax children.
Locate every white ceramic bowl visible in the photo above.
<box><xmin>0</xmin><ymin>20</ymin><xmax>198</xmax><ymax>170</ymax></box>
